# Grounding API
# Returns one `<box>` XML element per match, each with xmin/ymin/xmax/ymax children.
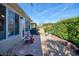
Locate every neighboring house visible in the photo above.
<box><xmin>0</xmin><ymin>3</ymin><xmax>32</xmax><ymax>55</ymax></box>
<box><xmin>30</xmin><ymin>23</ymin><xmax>37</xmax><ymax>29</ymax></box>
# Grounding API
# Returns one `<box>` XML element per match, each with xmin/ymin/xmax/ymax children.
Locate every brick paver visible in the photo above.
<box><xmin>41</xmin><ymin>34</ymin><xmax>78</xmax><ymax>56</ymax></box>
<box><xmin>9</xmin><ymin>35</ymin><xmax>43</xmax><ymax>56</ymax></box>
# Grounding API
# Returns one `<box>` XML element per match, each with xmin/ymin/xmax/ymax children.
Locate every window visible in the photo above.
<box><xmin>25</xmin><ymin>20</ymin><xmax>30</xmax><ymax>31</ymax></box>
<box><xmin>8</xmin><ymin>10</ymin><xmax>15</xmax><ymax>36</ymax></box>
<box><xmin>8</xmin><ymin>10</ymin><xmax>19</xmax><ymax>36</ymax></box>
<box><xmin>0</xmin><ymin>4</ymin><xmax>6</xmax><ymax>40</ymax></box>
<box><xmin>15</xmin><ymin>13</ymin><xmax>19</xmax><ymax>35</ymax></box>
<box><xmin>25</xmin><ymin>20</ymin><xmax>29</xmax><ymax>31</ymax></box>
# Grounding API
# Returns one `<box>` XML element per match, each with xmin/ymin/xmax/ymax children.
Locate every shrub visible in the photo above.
<box><xmin>42</xmin><ymin>16</ymin><xmax>79</xmax><ymax>47</ymax></box>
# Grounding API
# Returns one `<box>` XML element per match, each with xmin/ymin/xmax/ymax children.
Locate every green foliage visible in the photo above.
<box><xmin>42</xmin><ymin>16</ymin><xmax>79</xmax><ymax>47</ymax></box>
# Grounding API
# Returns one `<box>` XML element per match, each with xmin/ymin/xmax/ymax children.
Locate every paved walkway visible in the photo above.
<box><xmin>8</xmin><ymin>35</ymin><xmax>43</xmax><ymax>56</ymax></box>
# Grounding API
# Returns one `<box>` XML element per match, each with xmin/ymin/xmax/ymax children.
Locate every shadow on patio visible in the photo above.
<box><xmin>41</xmin><ymin>37</ymin><xmax>79</xmax><ymax>56</ymax></box>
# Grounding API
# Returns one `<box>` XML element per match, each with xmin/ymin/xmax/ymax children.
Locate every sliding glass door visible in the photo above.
<box><xmin>0</xmin><ymin>4</ymin><xmax>6</xmax><ymax>40</ymax></box>
<box><xmin>8</xmin><ymin>10</ymin><xmax>15</xmax><ymax>36</ymax></box>
<box><xmin>8</xmin><ymin>10</ymin><xmax>19</xmax><ymax>36</ymax></box>
<box><xmin>0</xmin><ymin>4</ymin><xmax>20</xmax><ymax>40</ymax></box>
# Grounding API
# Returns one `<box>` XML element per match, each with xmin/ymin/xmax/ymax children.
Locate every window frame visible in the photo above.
<box><xmin>8</xmin><ymin>9</ymin><xmax>15</xmax><ymax>36</ymax></box>
<box><xmin>7</xmin><ymin>7</ymin><xmax>20</xmax><ymax>37</ymax></box>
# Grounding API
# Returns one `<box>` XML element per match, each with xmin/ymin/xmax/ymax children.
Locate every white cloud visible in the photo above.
<box><xmin>46</xmin><ymin>6</ymin><xmax>68</xmax><ymax>20</ymax></box>
<box><xmin>35</xmin><ymin>5</ymin><xmax>63</xmax><ymax>18</ymax></box>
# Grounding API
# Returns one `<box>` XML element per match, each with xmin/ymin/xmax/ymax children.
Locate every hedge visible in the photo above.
<box><xmin>42</xmin><ymin>16</ymin><xmax>79</xmax><ymax>47</ymax></box>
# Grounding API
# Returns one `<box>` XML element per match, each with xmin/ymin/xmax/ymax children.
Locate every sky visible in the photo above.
<box><xmin>18</xmin><ymin>3</ymin><xmax>79</xmax><ymax>25</ymax></box>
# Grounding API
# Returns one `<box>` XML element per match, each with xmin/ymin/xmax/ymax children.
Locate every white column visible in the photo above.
<box><xmin>19</xmin><ymin>17</ymin><xmax>22</xmax><ymax>39</ymax></box>
<box><xmin>6</xmin><ymin>7</ymin><xmax>8</xmax><ymax>40</ymax></box>
<box><xmin>20</xmin><ymin>17</ymin><xmax>25</xmax><ymax>39</ymax></box>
